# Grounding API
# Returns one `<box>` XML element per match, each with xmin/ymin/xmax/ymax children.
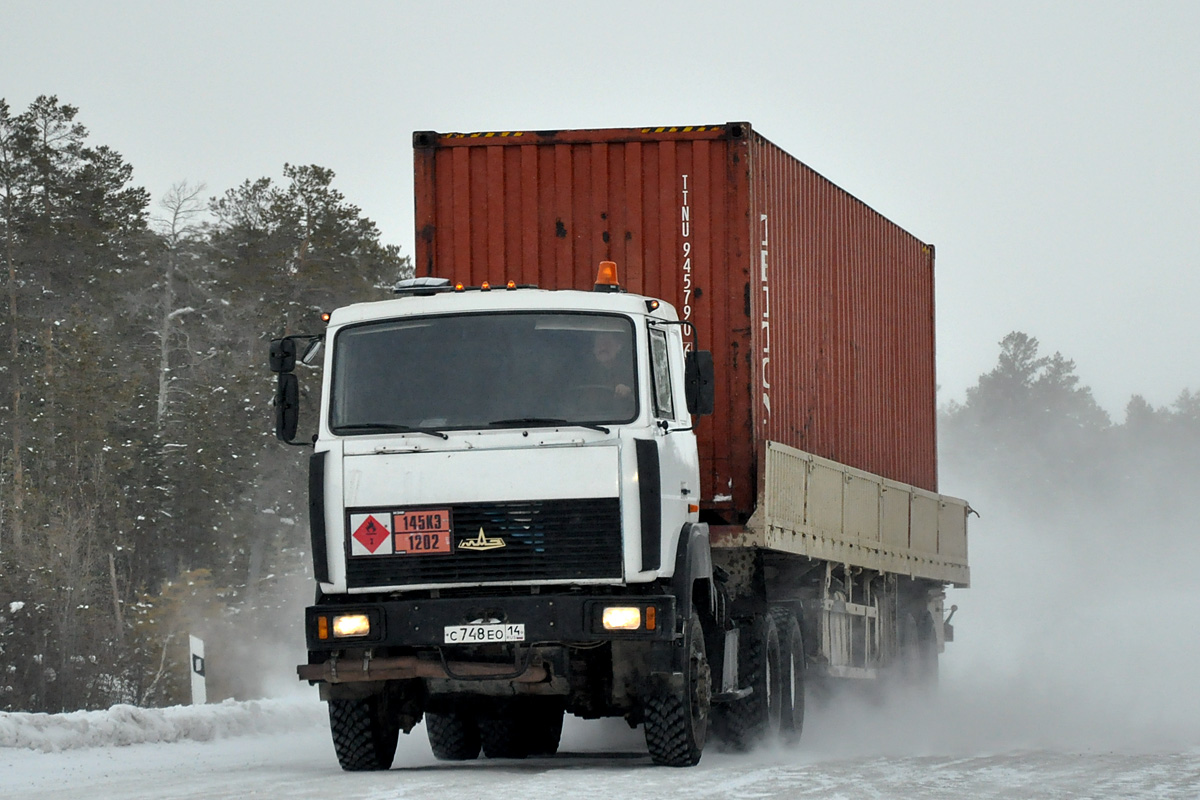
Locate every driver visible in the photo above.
<box><xmin>592</xmin><ymin>331</ymin><xmax>633</xmax><ymax>400</ymax></box>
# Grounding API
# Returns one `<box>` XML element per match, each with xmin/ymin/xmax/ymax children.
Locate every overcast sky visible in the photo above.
<box><xmin>5</xmin><ymin>1</ymin><xmax>1197</xmax><ymax>414</ymax></box>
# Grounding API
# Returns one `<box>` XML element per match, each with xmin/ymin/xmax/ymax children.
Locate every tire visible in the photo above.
<box><xmin>479</xmin><ymin>713</ymin><xmax>527</xmax><ymax>759</ymax></box>
<box><xmin>895</xmin><ymin>612</ymin><xmax>939</xmax><ymax>692</ymax></box>
<box><xmin>915</xmin><ymin>612</ymin><xmax>940</xmax><ymax>688</ymax></box>
<box><xmin>643</xmin><ymin>611</ymin><xmax>711</xmax><ymax>767</ymax></box>
<box><xmin>479</xmin><ymin>699</ymin><xmax>565</xmax><ymax>759</ymax></box>
<box><xmin>426</xmin><ymin>710</ymin><xmax>481</xmax><ymax>761</ymax></box>
<box><xmin>328</xmin><ymin>693</ymin><xmax>401</xmax><ymax>771</ymax></box>
<box><xmin>770</xmin><ymin>607</ymin><xmax>805</xmax><ymax>743</ymax></box>
<box><xmin>712</xmin><ymin>611</ymin><xmax>782</xmax><ymax>750</ymax></box>
<box><xmin>523</xmin><ymin>699</ymin><xmax>566</xmax><ymax>756</ymax></box>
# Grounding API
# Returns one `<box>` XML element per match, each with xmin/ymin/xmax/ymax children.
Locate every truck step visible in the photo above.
<box><xmin>711</xmin><ymin>687</ymin><xmax>754</xmax><ymax>703</ymax></box>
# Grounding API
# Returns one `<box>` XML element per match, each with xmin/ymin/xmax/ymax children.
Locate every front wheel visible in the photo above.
<box><xmin>643</xmin><ymin>611</ymin><xmax>711</xmax><ymax>767</ymax></box>
<box><xmin>328</xmin><ymin>693</ymin><xmax>401</xmax><ymax>771</ymax></box>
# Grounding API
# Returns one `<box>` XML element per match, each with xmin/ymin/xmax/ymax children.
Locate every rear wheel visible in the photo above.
<box><xmin>426</xmin><ymin>709</ymin><xmax>481</xmax><ymax>761</ymax></box>
<box><xmin>712</xmin><ymin>611</ymin><xmax>782</xmax><ymax>750</ymax></box>
<box><xmin>478</xmin><ymin>699</ymin><xmax>565</xmax><ymax>759</ymax></box>
<box><xmin>770</xmin><ymin>607</ymin><xmax>806</xmax><ymax>742</ymax></box>
<box><xmin>478</xmin><ymin>714</ymin><xmax>525</xmax><ymax>759</ymax></box>
<box><xmin>328</xmin><ymin>692</ymin><xmax>401</xmax><ymax>771</ymax></box>
<box><xmin>523</xmin><ymin>699</ymin><xmax>566</xmax><ymax>756</ymax></box>
<box><xmin>643</xmin><ymin>611</ymin><xmax>710</xmax><ymax>767</ymax></box>
<box><xmin>914</xmin><ymin>612</ymin><xmax>939</xmax><ymax>688</ymax></box>
<box><xmin>896</xmin><ymin>611</ymin><xmax>939</xmax><ymax>692</ymax></box>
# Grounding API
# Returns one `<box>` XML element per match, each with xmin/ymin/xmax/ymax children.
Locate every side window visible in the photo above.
<box><xmin>649</xmin><ymin>328</ymin><xmax>675</xmax><ymax>419</ymax></box>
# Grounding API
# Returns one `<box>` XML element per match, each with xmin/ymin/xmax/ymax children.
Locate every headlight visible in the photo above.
<box><xmin>602</xmin><ymin>606</ymin><xmax>642</xmax><ymax>631</ymax></box>
<box><xmin>332</xmin><ymin>614</ymin><xmax>372</xmax><ymax>638</ymax></box>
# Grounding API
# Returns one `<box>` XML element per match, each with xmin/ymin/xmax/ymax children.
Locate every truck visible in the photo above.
<box><xmin>271</xmin><ymin>122</ymin><xmax>971</xmax><ymax>769</ymax></box>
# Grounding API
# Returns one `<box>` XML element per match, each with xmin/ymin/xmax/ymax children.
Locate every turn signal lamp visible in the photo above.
<box><xmin>332</xmin><ymin>614</ymin><xmax>372</xmax><ymax>638</ymax></box>
<box><xmin>602</xmin><ymin>606</ymin><xmax>641</xmax><ymax>630</ymax></box>
<box><xmin>594</xmin><ymin>260</ymin><xmax>621</xmax><ymax>292</ymax></box>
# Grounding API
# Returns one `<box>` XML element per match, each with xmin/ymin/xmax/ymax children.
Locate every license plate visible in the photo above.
<box><xmin>444</xmin><ymin>623</ymin><xmax>526</xmax><ymax>644</ymax></box>
<box><xmin>393</xmin><ymin>509</ymin><xmax>452</xmax><ymax>555</ymax></box>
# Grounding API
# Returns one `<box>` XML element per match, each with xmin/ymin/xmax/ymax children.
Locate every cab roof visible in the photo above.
<box><xmin>327</xmin><ymin>285</ymin><xmax>679</xmax><ymax>327</ymax></box>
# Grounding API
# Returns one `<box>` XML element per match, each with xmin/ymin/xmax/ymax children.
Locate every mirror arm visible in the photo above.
<box><xmin>649</xmin><ymin>318</ymin><xmax>698</xmax><ymax>338</ymax></box>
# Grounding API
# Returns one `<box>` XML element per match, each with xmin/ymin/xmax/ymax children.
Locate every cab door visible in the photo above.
<box><xmin>642</xmin><ymin>324</ymin><xmax>700</xmax><ymax>572</ymax></box>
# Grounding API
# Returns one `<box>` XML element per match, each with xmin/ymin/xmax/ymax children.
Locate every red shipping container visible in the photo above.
<box><xmin>413</xmin><ymin>123</ymin><xmax>937</xmax><ymax>519</ymax></box>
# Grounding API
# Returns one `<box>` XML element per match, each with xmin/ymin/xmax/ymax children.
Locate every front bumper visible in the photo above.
<box><xmin>304</xmin><ymin>592</ymin><xmax>679</xmax><ymax>652</ymax></box>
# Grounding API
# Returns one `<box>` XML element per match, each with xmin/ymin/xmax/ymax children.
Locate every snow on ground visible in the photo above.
<box><xmin>3</xmin><ymin>694</ymin><xmax>1200</xmax><ymax>800</ymax></box>
<box><xmin>0</xmin><ymin>696</ymin><xmax>324</xmax><ymax>752</ymax></box>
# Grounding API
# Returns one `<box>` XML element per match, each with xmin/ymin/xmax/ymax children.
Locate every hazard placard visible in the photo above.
<box><xmin>350</xmin><ymin>513</ymin><xmax>393</xmax><ymax>556</ymax></box>
<box><xmin>393</xmin><ymin>509</ymin><xmax>453</xmax><ymax>555</ymax></box>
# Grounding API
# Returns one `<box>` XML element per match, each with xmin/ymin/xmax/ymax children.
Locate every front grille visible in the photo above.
<box><xmin>346</xmin><ymin>498</ymin><xmax>622</xmax><ymax>588</ymax></box>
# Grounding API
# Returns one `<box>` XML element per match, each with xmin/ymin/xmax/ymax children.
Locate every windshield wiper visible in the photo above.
<box><xmin>488</xmin><ymin>417</ymin><xmax>610</xmax><ymax>434</ymax></box>
<box><xmin>331</xmin><ymin>423</ymin><xmax>450</xmax><ymax>440</ymax></box>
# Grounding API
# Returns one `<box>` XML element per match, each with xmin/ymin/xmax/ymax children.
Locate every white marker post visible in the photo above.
<box><xmin>189</xmin><ymin>635</ymin><xmax>207</xmax><ymax>705</ymax></box>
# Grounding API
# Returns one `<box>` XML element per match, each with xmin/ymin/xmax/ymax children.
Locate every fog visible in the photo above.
<box><xmin>793</xmin><ymin>459</ymin><xmax>1200</xmax><ymax>759</ymax></box>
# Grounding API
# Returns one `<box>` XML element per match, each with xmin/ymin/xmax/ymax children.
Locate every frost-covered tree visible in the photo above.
<box><xmin>0</xmin><ymin>97</ymin><xmax>411</xmax><ymax>712</ymax></box>
<box><xmin>0</xmin><ymin>96</ymin><xmax>154</xmax><ymax>711</ymax></box>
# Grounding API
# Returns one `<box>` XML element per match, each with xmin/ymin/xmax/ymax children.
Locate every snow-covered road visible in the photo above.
<box><xmin>7</xmin><ymin>500</ymin><xmax>1200</xmax><ymax>799</ymax></box>
<box><xmin>4</xmin><ymin>696</ymin><xmax>1199</xmax><ymax>799</ymax></box>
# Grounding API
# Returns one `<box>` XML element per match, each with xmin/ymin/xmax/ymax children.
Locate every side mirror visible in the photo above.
<box><xmin>685</xmin><ymin>350</ymin><xmax>715</xmax><ymax>416</ymax></box>
<box><xmin>274</xmin><ymin>373</ymin><xmax>299</xmax><ymax>442</ymax></box>
<box><xmin>299</xmin><ymin>338</ymin><xmax>323</xmax><ymax>365</ymax></box>
<box><xmin>270</xmin><ymin>338</ymin><xmax>297</xmax><ymax>373</ymax></box>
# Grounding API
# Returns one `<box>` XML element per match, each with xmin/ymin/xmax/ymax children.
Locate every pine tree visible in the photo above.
<box><xmin>0</xmin><ymin>95</ymin><xmax>153</xmax><ymax>711</ymax></box>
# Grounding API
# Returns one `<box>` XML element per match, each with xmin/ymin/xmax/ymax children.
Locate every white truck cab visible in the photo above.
<box><xmin>314</xmin><ymin>280</ymin><xmax>702</xmax><ymax>593</ymax></box>
<box><xmin>272</xmin><ymin>266</ymin><xmax>721</xmax><ymax>768</ymax></box>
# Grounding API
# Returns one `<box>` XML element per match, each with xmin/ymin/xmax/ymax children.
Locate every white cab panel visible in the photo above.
<box><xmin>343</xmin><ymin>444</ymin><xmax>619</xmax><ymax>507</ymax></box>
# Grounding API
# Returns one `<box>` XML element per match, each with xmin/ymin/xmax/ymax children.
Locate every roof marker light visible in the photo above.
<box><xmin>481</xmin><ymin>281</ymin><xmax>491</xmax><ymax>291</ymax></box>
<box><xmin>506</xmin><ymin>280</ymin><xmax>517</xmax><ymax>290</ymax></box>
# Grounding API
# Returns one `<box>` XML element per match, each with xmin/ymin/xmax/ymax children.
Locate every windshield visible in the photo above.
<box><xmin>330</xmin><ymin>312</ymin><xmax>638</xmax><ymax>433</ymax></box>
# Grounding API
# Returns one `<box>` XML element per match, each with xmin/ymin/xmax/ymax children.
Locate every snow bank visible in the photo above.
<box><xmin>0</xmin><ymin>697</ymin><xmax>325</xmax><ymax>753</ymax></box>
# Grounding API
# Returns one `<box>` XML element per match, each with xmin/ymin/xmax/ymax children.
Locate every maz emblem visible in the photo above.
<box><xmin>459</xmin><ymin>528</ymin><xmax>506</xmax><ymax>551</ymax></box>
